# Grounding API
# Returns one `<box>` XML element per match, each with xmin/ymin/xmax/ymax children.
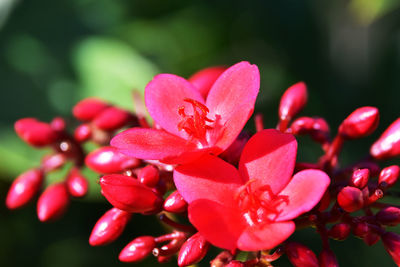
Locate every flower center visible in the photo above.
<box><xmin>177</xmin><ymin>98</ymin><xmax>214</xmax><ymax>146</ymax></box>
<box><xmin>236</xmin><ymin>179</ymin><xmax>289</xmax><ymax>226</ymax></box>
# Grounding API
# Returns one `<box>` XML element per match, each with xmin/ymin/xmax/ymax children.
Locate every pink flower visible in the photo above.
<box><xmin>111</xmin><ymin>61</ymin><xmax>259</xmax><ymax>164</ymax></box>
<box><xmin>174</xmin><ymin>129</ymin><xmax>330</xmax><ymax>251</ymax></box>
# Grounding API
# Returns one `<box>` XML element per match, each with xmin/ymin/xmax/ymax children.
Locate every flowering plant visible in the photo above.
<box><xmin>6</xmin><ymin>61</ymin><xmax>400</xmax><ymax>266</ymax></box>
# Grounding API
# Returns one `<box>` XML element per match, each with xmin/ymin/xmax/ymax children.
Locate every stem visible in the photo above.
<box><xmin>159</xmin><ymin>213</ymin><xmax>196</xmax><ymax>233</ymax></box>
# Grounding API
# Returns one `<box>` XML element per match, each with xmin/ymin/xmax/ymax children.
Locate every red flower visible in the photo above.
<box><xmin>111</xmin><ymin>61</ymin><xmax>259</xmax><ymax>164</ymax></box>
<box><xmin>174</xmin><ymin>129</ymin><xmax>330</xmax><ymax>251</ymax></box>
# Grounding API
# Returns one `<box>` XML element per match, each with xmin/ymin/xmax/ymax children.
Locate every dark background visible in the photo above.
<box><xmin>1</xmin><ymin>0</ymin><xmax>400</xmax><ymax>266</ymax></box>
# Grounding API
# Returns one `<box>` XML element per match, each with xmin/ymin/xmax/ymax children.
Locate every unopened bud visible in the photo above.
<box><xmin>351</xmin><ymin>168</ymin><xmax>370</xmax><ymax>188</ymax></box>
<box><xmin>93</xmin><ymin>106</ymin><xmax>133</xmax><ymax>131</ymax></box>
<box><xmin>164</xmin><ymin>190</ymin><xmax>188</xmax><ymax>213</ymax></box>
<box><xmin>119</xmin><ymin>236</ymin><xmax>156</xmax><ymax>262</ymax></box>
<box><xmin>89</xmin><ymin>208</ymin><xmax>132</xmax><ymax>246</ymax></box>
<box><xmin>15</xmin><ymin>118</ymin><xmax>58</xmax><ymax>147</ymax></box>
<box><xmin>319</xmin><ymin>249</ymin><xmax>339</xmax><ymax>267</ymax></box>
<box><xmin>337</xmin><ymin>186</ymin><xmax>364</xmax><ymax>212</ymax></box>
<box><xmin>6</xmin><ymin>169</ymin><xmax>43</xmax><ymax>209</ymax></box>
<box><xmin>382</xmin><ymin>232</ymin><xmax>400</xmax><ymax>266</ymax></box>
<box><xmin>50</xmin><ymin>117</ymin><xmax>66</xmax><ymax>132</ymax></box>
<box><xmin>338</xmin><ymin>107</ymin><xmax>379</xmax><ymax>139</ymax></box>
<box><xmin>220</xmin><ymin>132</ymin><xmax>250</xmax><ymax>165</ymax></box>
<box><xmin>379</xmin><ymin>165</ymin><xmax>400</xmax><ymax>188</ymax></box>
<box><xmin>225</xmin><ymin>260</ymin><xmax>245</xmax><ymax>267</ymax></box>
<box><xmin>86</xmin><ymin>146</ymin><xmax>141</xmax><ymax>174</ymax></box>
<box><xmin>353</xmin><ymin>221</ymin><xmax>369</xmax><ymax>238</ymax></box>
<box><xmin>370</xmin><ymin>118</ymin><xmax>400</xmax><ymax>159</ymax></box>
<box><xmin>318</xmin><ymin>190</ymin><xmax>331</xmax><ymax>212</ymax></box>
<box><xmin>178</xmin><ymin>233</ymin><xmax>209</xmax><ymax>267</ymax></box>
<box><xmin>100</xmin><ymin>174</ymin><xmax>163</xmax><ymax>213</ymax></box>
<box><xmin>290</xmin><ymin>117</ymin><xmax>330</xmax><ymax>143</ymax></box>
<box><xmin>279</xmin><ymin>82</ymin><xmax>308</xmax><ymax>121</ymax></box>
<box><xmin>74</xmin><ymin>124</ymin><xmax>92</xmax><ymax>142</ymax></box>
<box><xmin>41</xmin><ymin>153</ymin><xmax>66</xmax><ymax>172</ymax></box>
<box><xmin>37</xmin><ymin>183</ymin><xmax>70</xmax><ymax>222</ymax></box>
<box><xmin>72</xmin><ymin>98</ymin><xmax>108</xmax><ymax>121</ymax></box>
<box><xmin>285</xmin><ymin>242</ymin><xmax>319</xmax><ymax>267</ymax></box>
<box><xmin>188</xmin><ymin>66</ymin><xmax>226</xmax><ymax>98</ymax></box>
<box><xmin>363</xmin><ymin>231</ymin><xmax>380</xmax><ymax>246</ymax></box>
<box><xmin>138</xmin><ymin>165</ymin><xmax>160</xmax><ymax>188</ymax></box>
<box><xmin>66</xmin><ymin>168</ymin><xmax>88</xmax><ymax>198</ymax></box>
<box><xmin>376</xmin><ymin>207</ymin><xmax>400</xmax><ymax>226</ymax></box>
<box><xmin>328</xmin><ymin>223</ymin><xmax>351</xmax><ymax>241</ymax></box>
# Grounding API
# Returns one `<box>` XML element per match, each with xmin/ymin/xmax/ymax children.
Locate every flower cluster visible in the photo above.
<box><xmin>6</xmin><ymin>61</ymin><xmax>400</xmax><ymax>266</ymax></box>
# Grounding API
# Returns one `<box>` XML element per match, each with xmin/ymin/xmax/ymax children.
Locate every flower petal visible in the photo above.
<box><xmin>237</xmin><ymin>221</ymin><xmax>295</xmax><ymax>251</ymax></box>
<box><xmin>206</xmin><ymin>62</ymin><xmax>260</xmax><ymax>151</ymax></box>
<box><xmin>188</xmin><ymin>199</ymin><xmax>244</xmax><ymax>250</ymax></box>
<box><xmin>239</xmin><ymin>129</ymin><xmax>297</xmax><ymax>194</ymax></box>
<box><xmin>111</xmin><ymin>128</ymin><xmax>200</xmax><ymax>163</ymax></box>
<box><xmin>145</xmin><ymin>74</ymin><xmax>205</xmax><ymax>138</ymax></box>
<box><xmin>174</xmin><ymin>154</ymin><xmax>244</xmax><ymax>206</ymax></box>
<box><xmin>275</xmin><ymin>169</ymin><xmax>330</xmax><ymax>222</ymax></box>
<box><xmin>188</xmin><ymin>66</ymin><xmax>227</xmax><ymax>98</ymax></box>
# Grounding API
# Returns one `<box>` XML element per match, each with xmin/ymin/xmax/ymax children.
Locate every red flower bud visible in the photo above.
<box><xmin>86</xmin><ymin>146</ymin><xmax>141</xmax><ymax>174</ymax></box>
<box><xmin>319</xmin><ymin>249</ymin><xmax>339</xmax><ymax>267</ymax></box>
<box><xmin>100</xmin><ymin>174</ymin><xmax>163</xmax><ymax>213</ymax></box>
<box><xmin>138</xmin><ymin>165</ymin><xmax>160</xmax><ymax>188</ymax></box>
<box><xmin>66</xmin><ymin>168</ymin><xmax>88</xmax><ymax>198</ymax></box>
<box><xmin>279</xmin><ymin>82</ymin><xmax>308</xmax><ymax>121</ymax></box>
<box><xmin>50</xmin><ymin>117</ymin><xmax>66</xmax><ymax>132</ymax></box>
<box><xmin>119</xmin><ymin>236</ymin><xmax>156</xmax><ymax>262</ymax></box>
<box><xmin>285</xmin><ymin>242</ymin><xmax>319</xmax><ymax>267</ymax></box>
<box><xmin>74</xmin><ymin>124</ymin><xmax>92</xmax><ymax>142</ymax></box>
<box><xmin>72</xmin><ymin>98</ymin><xmax>108</xmax><ymax>121</ymax></box>
<box><xmin>41</xmin><ymin>153</ymin><xmax>67</xmax><ymax>172</ymax></box>
<box><xmin>37</xmin><ymin>182</ymin><xmax>70</xmax><ymax>222</ymax></box>
<box><xmin>376</xmin><ymin>207</ymin><xmax>400</xmax><ymax>226</ymax></box>
<box><xmin>89</xmin><ymin>208</ymin><xmax>132</xmax><ymax>246</ymax></box>
<box><xmin>351</xmin><ymin>168</ymin><xmax>370</xmax><ymax>189</ymax></box>
<box><xmin>188</xmin><ymin>66</ymin><xmax>227</xmax><ymax>98</ymax></box>
<box><xmin>338</xmin><ymin>107</ymin><xmax>379</xmax><ymax>139</ymax></box>
<box><xmin>164</xmin><ymin>190</ymin><xmax>188</xmax><ymax>213</ymax></box>
<box><xmin>370</xmin><ymin>118</ymin><xmax>400</xmax><ymax>159</ymax></box>
<box><xmin>353</xmin><ymin>221</ymin><xmax>369</xmax><ymax>238</ymax></box>
<box><xmin>178</xmin><ymin>233</ymin><xmax>209</xmax><ymax>267</ymax></box>
<box><xmin>378</xmin><ymin>165</ymin><xmax>400</xmax><ymax>188</ymax></box>
<box><xmin>328</xmin><ymin>223</ymin><xmax>351</xmax><ymax>241</ymax></box>
<box><xmin>318</xmin><ymin>190</ymin><xmax>331</xmax><ymax>212</ymax></box>
<box><xmin>363</xmin><ymin>231</ymin><xmax>380</xmax><ymax>246</ymax></box>
<box><xmin>337</xmin><ymin>186</ymin><xmax>364</xmax><ymax>212</ymax></box>
<box><xmin>382</xmin><ymin>232</ymin><xmax>400</xmax><ymax>266</ymax></box>
<box><xmin>15</xmin><ymin>118</ymin><xmax>58</xmax><ymax>147</ymax></box>
<box><xmin>6</xmin><ymin>169</ymin><xmax>43</xmax><ymax>209</ymax></box>
<box><xmin>93</xmin><ymin>106</ymin><xmax>132</xmax><ymax>131</ymax></box>
<box><xmin>225</xmin><ymin>260</ymin><xmax>245</xmax><ymax>267</ymax></box>
<box><xmin>220</xmin><ymin>132</ymin><xmax>250</xmax><ymax>165</ymax></box>
<box><xmin>290</xmin><ymin>117</ymin><xmax>330</xmax><ymax>143</ymax></box>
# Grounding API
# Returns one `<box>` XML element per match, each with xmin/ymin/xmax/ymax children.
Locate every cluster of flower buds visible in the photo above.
<box><xmin>6</xmin><ymin>62</ymin><xmax>400</xmax><ymax>267</ymax></box>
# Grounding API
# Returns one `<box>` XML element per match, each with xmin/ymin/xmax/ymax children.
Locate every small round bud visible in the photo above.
<box><xmin>37</xmin><ymin>182</ymin><xmax>70</xmax><ymax>222</ymax></box>
<box><xmin>370</xmin><ymin>118</ymin><xmax>400</xmax><ymax>159</ymax></box>
<box><xmin>15</xmin><ymin>118</ymin><xmax>58</xmax><ymax>147</ymax></box>
<box><xmin>138</xmin><ymin>165</ymin><xmax>160</xmax><ymax>188</ymax></box>
<box><xmin>285</xmin><ymin>242</ymin><xmax>319</xmax><ymax>267</ymax></box>
<box><xmin>351</xmin><ymin>168</ymin><xmax>370</xmax><ymax>188</ymax></box>
<box><xmin>225</xmin><ymin>260</ymin><xmax>245</xmax><ymax>267</ymax></box>
<box><xmin>41</xmin><ymin>153</ymin><xmax>66</xmax><ymax>172</ymax></box>
<box><xmin>66</xmin><ymin>168</ymin><xmax>88</xmax><ymax>198</ymax></box>
<box><xmin>338</xmin><ymin>106</ymin><xmax>379</xmax><ymax>139</ymax></box>
<box><xmin>353</xmin><ymin>221</ymin><xmax>369</xmax><ymax>238</ymax></box>
<box><xmin>337</xmin><ymin>186</ymin><xmax>364</xmax><ymax>212</ymax></box>
<box><xmin>50</xmin><ymin>117</ymin><xmax>66</xmax><ymax>132</ymax></box>
<box><xmin>279</xmin><ymin>82</ymin><xmax>308</xmax><ymax>121</ymax></box>
<box><xmin>178</xmin><ymin>233</ymin><xmax>209</xmax><ymax>267</ymax></box>
<box><xmin>164</xmin><ymin>190</ymin><xmax>188</xmax><ymax>213</ymax></box>
<box><xmin>74</xmin><ymin>124</ymin><xmax>92</xmax><ymax>142</ymax></box>
<box><xmin>119</xmin><ymin>236</ymin><xmax>156</xmax><ymax>262</ymax></box>
<box><xmin>93</xmin><ymin>106</ymin><xmax>132</xmax><ymax>131</ymax></box>
<box><xmin>188</xmin><ymin>66</ymin><xmax>226</xmax><ymax>98</ymax></box>
<box><xmin>363</xmin><ymin>231</ymin><xmax>380</xmax><ymax>246</ymax></box>
<box><xmin>319</xmin><ymin>249</ymin><xmax>339</xmax><ymax>267</ymax></box>
<box><xmin>328</xmin><ymin>223</ymin><xmax>351</xmax><ymax>241</ymax></box>
<box><xmin>379</xmin><ymin>165</ymin><xmax>400</xmax><ymax>188</ymax></box>
<box><xmin>72</xmin><ymin>98</ymin><xmax>108</xmax><ymax>121</ymax></box>
<box><xmin>376</xmin><ymin>207</ymin><xmax>400</xmax><ymax>226</ymax></box>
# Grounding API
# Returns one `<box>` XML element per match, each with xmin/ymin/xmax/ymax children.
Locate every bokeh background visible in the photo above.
<box><xmin>1</xmin><ymin>0</ymin><xmax>400</xmax><ymax>266</ymax></box>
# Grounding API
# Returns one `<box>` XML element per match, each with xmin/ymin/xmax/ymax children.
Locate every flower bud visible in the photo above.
<box><xmin>318</xmin><ymin>190</ymin><xmax>331</xmax><ymax>212</ymax></box>
<box><xmin>66</xmin><ymin>168</ymin><xmax>88</xmax><ymax>197</ymax></box>
<box><xmin>370</xmin><ymin>118</ymin><xmax>400</xmax><ymax>159</ymax></box>
<box><xmin>338</xmin><ymin>106</ymin><xmax>379</xmax><ymax>139</ymax></box>
<box><xmin>164</xmin><ymin>190</ymin><xmax>188</xmax><ymax>213</ymax></box>
<box><xmin>382</xmin><ymin>232</ymin><xmax>400</xmax><ymax>266</ymax></box>
<box><xmin>72</xmin><ymin>98</ymin><xmax>108</xmax><ymax>121</ymax></box>
<box><xmin>319</xmin><ymin>249</ymin><xmax>339</xmax><ymax>267</ymax></box>
<box><xmin>50</xmin><ymin>117</ymin><xmax>66</xmax><ymax>132</ymax></box>
<box><xmin>351</xmin><ymin>168</ymin><xmax>370</xmax><ymax>189</ymax></box>
<box><xmin>89</xmin><ymin>208</ymin><xmax>132</xmax><ymax>246</ymax></box>
<box><xmin>188</xmin><ymin>66</ymin><xmax>226</xmax><ymax>98</ymax></box>
<box><xmin>86</xmin><ymin>146</ymin><xmax>141</xmax><ymax>174</ymax></box>
<box><xmin>178</xmin><ymin>233</ymin><xmax>209</xmax><ymax>267</ymax></box>
<box><xmin>376</xmin><ymin>207</ymin><xmax>400</xmax><ymax>226</ymax></box>
<box><xmin>279</xmin><ymin>82</ymin><xmax>308</xmax><ymax>121</ymax></box>
<box><xmin>328</xmin><ymin>223</ymin><xmax>351</xmax><ymax>241</ymax></box>
<box><xmin>378</xmin><ymin>165</ymin><xmax>400</xmax><ymax>188</ymax></box>
<box><xmin>138</xmin><ymin>165</ymin><xmax>160</xmax><ymax>188</ymax></box>
<box><xmin>41</xmin><ymin>153</ymin><xmax>66</xmax><ymax>172</ymax></box>
<box><xmin>6</xmin><ymin>169</ymin><xmax>43</xmax><ymax>209</ymax></box>
<box><xmin>285</xmin><ymin>242</ymin><xmax>319</xmax><ymax>267</ymax></box>
<box><xmin>119</xmin><ymin>236</ymin><xmax>156</xmax><ymax>262</ymax></box>
<box><xmin>15</xmin><ymin>118</ymin><xmax>58</xmax><ymax>147</ymax></box>
<box><xmin>220</xmin><ymin>132</ymin><xmax>250</xmax><ymax>165</ymax></box>
<box><xmin>74</xmin><ymin>124</ymin><xmax>92</xmax><ymax>142</ymax></box>
<box><xmin>225</xmin><ymin>260</ymin><xmax>245</xmax><ymax>267</ymax></box>
<box><xmin>353</xmin><ymin>221</ymin><xmax>369</xmax><ymax>238</ymax></box>
<box><xmin>93</xmin><ymin>106</ymin><xmax>132</xmax><ymax>131</ymax></box>
<box><xmin>337</xmin><ymin>186</ymin><xmax>364</xmax><ymax>212</ymax></box>
<box><xmin>100</xmin><ymin>174</ymin><xmax>163</xmax><ymax>213</ymax></box>
<box><xmin>363</xmin><ymin>231</ymin><xmax>380</xmax><ymax>246</ymax></box>
<box><xmin>37</xmin><ymin>182</ymin><xmax>70</xmax><ymax>222</ymax></box>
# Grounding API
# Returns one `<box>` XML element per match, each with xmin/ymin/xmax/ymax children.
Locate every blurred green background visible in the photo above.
<box><xmin>1</xmin><ymin>0</ymin><xmax>400</xmax><ymax>266</ymax></box>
